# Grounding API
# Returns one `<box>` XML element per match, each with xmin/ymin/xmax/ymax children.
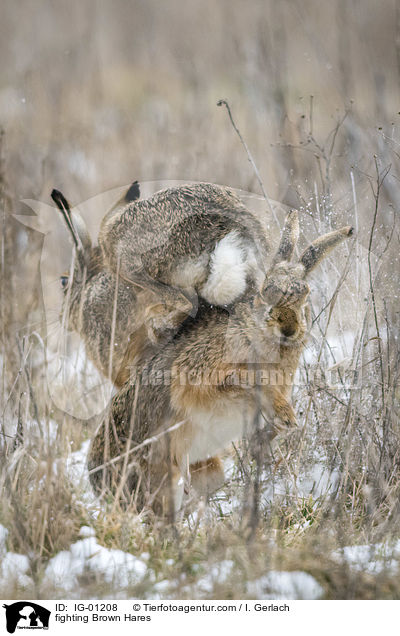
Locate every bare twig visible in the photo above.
<box><xmin>217</xmin><ymin>99</ymin><xmax>280</xmax><ymax>227</ymax></box>
<box><xmin>367</xmin><ymin>158</ymin><xmax>390</xmax><ymax>412</ymax></box>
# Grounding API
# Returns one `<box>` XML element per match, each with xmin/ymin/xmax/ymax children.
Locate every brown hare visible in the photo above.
<box><xmin>51</xmin><ymin>184</ymin><xmax>157</xmax><ymax>387</ymax></box>
<box><xmin>98</xmin><ymin>182</ymin><xmax>270</xmax><ymax>332</ymax></box>
<box><xmin>87</xmin><ymin>211</ymin><xmax>353</xmax><ymax>516</ymax></box>
<box><xmin>52</xmin><ymin>182</ymin><xmax>270</xmax><ymax>383</ymax></box>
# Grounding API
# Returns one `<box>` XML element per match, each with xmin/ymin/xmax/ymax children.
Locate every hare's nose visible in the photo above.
<box><xmin>281</xmin><ymin>324</ymin><xmax>297</xmax><ymax>338</ymax></box>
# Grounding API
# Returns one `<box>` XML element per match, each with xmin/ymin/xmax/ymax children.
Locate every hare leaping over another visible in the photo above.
<box><xmin>98</xmin><ymin>182</ymin><xmax>270</xmax><ymax>333</ymax></box>
<box><xmin>88</xmin><ymin>211</ymin><xmax>353</xmax><ymax>517</ymax></box>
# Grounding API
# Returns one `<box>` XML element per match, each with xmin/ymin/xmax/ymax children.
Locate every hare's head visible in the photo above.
<box><xmin>256</xmin><ymin>210</ymin><xmax>353</xmax><ymax>342</ymax></box>
<box><xmin>51</xmin><ymin>189</ymin><xmax>99</xmax><ymax>331</ymax></box>
<box><xmin>52</xmin><ymin>182</ymin><xmax>140</xmax><ymax>333</ymax></box>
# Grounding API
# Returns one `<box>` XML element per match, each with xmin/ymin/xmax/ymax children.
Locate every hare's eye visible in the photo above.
<box><xmin>60</xmin><ymin>275</ymin><xmax>69</xmax><ymax>290</ymax></box>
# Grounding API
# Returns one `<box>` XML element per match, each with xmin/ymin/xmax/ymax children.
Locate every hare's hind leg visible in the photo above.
<box><xmin>87</xmin><ymin>420</ymin><xmax>147</xmax><ymax>510</ymax></box>
<box><xmin>119</xmin><ymin>260</ymin><xmax>194</xmax><ymax>313</ymax></box>
<box><xmin>189</xmin><ymin>457</ymin><xmax>225</xmax><ymax>497</ymax></box>
<box><xmin>148</xmin><ymin>462</ymin><xmax>185</xmax><ymax>520</ymax></box>
<box><xmin>118</xmin><ymin>266</ymin><xmax>196</xmax><ymax>341</ymax></box>
<box><xmin>88</xmin><ymin>424</ymin><xmax>183</xmax><ymax>517</ymax></box>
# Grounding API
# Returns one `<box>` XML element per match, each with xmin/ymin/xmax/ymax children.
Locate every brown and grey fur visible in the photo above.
<box><xmin>52</xmin><ymin>181</ymin><xmax>273</xmax><ymax>499</ymax></box>
<box><xmin>88</xmin><ymin>212</ymin><xmax>353</xmax><ymax>517</ymax></box>
<box><xmin>53</xmin><ymin>182</ymin><xmax>270</xmax><ymax>382</ymax></box>
<box><xmin>99</xmin><ymin>182</ymin><xmax>270</xmax><ymax>329</ymax></box>
<box><xmin>53</xmin><ymin>184</ymin><xmax>160</xmax><ymax>387</ymax></box>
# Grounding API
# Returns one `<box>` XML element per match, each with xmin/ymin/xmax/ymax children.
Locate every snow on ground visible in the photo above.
<box><xmin>0</xmin><ymin>522</ymin><xmax>151</xmax><ymax>595</ymax></box>
<box><xmin>66</xmin><ymin>439</ymin><xmax>99</xmax><ymax>510</ymax></box>
<box><xmin>247</xmin><ymin>571</ymin><xmax>323</xmax><ymax>600</ymax></box>
<box><xmin>260</xmin><ymin>460</ymin><xmax>340</xmax><ymax>506</ymax></box>
<box><xmin>2</xmin><ymin>418</ymin><xmax>59</xmax><ymax>454</ymax></box>
<box><xmin>151</xmin><ymin>560</ymin><xmax>236</xmax><ymax>598</ymax></box>
<box><xmin>333</xmin><ymin>542</ymin><xmax>400</xmax><ymax>575</ymax></box>
<box><xmin>0</xmin><ymin>440</ymin><xmax>153</xmax><ymax>595</ymax></box>
<box><xmin>43</xmin><ymin>526</ymin><xmax>150</xmax><ymax>592</ymax></box>
<box><xmin>0</xmin><ymin>525</ymin><xmax>34</xmax><ymax>589</ymax></box>
<box><xmin>152</xmin><ymin>562</ymin><xmax>323</xmax><ymax>600</ymax></box>
<box><xmin>40</xmin><ymin>445</ymin><xmax>153</xmax><ymax>594</ymax></box>
<box><xmin>196</xmin><ymin>560</ymin><xmax>235</xmax><ymax>594</ymax></box>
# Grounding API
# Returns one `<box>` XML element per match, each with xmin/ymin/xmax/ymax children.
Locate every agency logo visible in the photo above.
<box><xmin>2</xmin><ymin>602</ymin><xmax>50</xmax><ymax>633</ymax></box>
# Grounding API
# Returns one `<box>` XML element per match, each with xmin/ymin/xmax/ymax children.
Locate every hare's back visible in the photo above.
<box><xmin>99</xmin><ymin>181</ymin><xmax>269</xmax><ymax>305</ymax></box>
<box><xmin>100</xmin><ymin>182</ymin><xmax>264</xmax><ymax>265</ymax></box>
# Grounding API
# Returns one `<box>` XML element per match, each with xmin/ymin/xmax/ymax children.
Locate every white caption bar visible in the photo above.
<box><xmin>1</xmin><ymin>599</ymin><xmax>398</xmax><ymax>635</ymax></box>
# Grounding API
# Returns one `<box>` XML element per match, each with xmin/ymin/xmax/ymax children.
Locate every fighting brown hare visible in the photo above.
<box><xmin>88</xmin><ymin>211</ymin><xmax>353</xmax><ymax>517</ymax></box>
<box><xmin>52</xmin><ymin>184</ymin><xmax>156</xmax><ymax>387</ymax></box>
<box><xmin>98</xmin><ymin>182</ymin><xmax>270</xmax><ymax>335</ymax></box>
<box><xmin>52</xmin><ymin>182</ymin><xmax>270</xmax><ymax>384</ymax></box>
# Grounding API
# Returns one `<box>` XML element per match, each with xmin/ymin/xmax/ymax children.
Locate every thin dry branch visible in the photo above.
<box><xmin>217</xmin><ymin>99</ymin><xmax>280</xmax><ymax>227</ymax></box>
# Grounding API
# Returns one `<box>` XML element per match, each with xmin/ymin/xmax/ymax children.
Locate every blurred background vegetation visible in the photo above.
<box><xmin>0</xmin><ymin>0</ymin><xmax>399</xmax><ymax>195</ymax></box>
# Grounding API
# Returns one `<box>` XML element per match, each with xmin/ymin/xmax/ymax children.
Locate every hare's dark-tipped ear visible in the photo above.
<box><xmin>51</xmin><ymin>189</ymin><xmax>80</xmax><ymax>249</ymax></box>
<box><xmin>272</xmin><ymin>210</ymin><xmax>299</xmax><ymax>265</ymax></box>
<box><xmin>300</xmin><ymin>226</ymin><xmax>354</xmax><ymax>275</ymax></box>
<box><xmin>124</xmin><ymin>180</ymin><xmax>140</xmax><ymax>203</ymax></box>
<box><xmin>105</xmin><ymin>180</ymin><xmax>140</xmax><ymax>220</ymax></box>
<box><xmin>51</xmin><ymin>189</ymin><xmax>92</xmax><ymax>253</ymax></box>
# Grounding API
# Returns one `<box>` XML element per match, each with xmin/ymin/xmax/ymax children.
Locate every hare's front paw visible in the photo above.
<box><xmin>273</xmin><ymin>413</ymin><xmax>298</xmax><ymax>433</ymax></box>
<box><xmin>145</xmin><ymin>297</ymin><xmax>194</xmax><ymax>343</ymax></box>
<box><xmin>271</xmin><ymin>395</ymin><xmax>298</xmax><ymax>436</ymax></box>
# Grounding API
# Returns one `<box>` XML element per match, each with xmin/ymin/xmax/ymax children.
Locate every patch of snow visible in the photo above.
<box><xmin>247</xmin><ymin>570</ymin><xmax>323</xmax><ymax>600</ymax></box>
<box><xmin>66</xmin><ymin>440</ymin><xmax>99</xmax><ymax>510</ymax></box>
<box><xmin>296</xmin><ymin>461</ymin><xmax>340</xmax><ymax>499</ymax></box>
<box><xmin>152</xmin><ymin>579</ymin><xmax>172</xmax><ymax>599</ymax></box>
<box><xmin>78</xmin><ymin>526</ymin><xmax>96</xmax><ymax>538</ymax></box>
<box><xmin>333</xmin><ymin>542</ymin><xmax>400</xmax><ymax>575</ymax></box>
<box><xmin>1</xmin><ymin>553</ymin><xmax>33</xmax><ymax>588</ymax></box>
<box><xmin>45</xmin><ymin>340</ymin><xmax>113</xmax><ymax>420</ymax></box>
<box><xmin>43</xmin><ymin>532</ymin><xmax>148</xmax><ymax>592</ymax></box>
<box><xmin>196</xmin><ymin>560</ymin><xmax>235</xmax><ymax>594</ymax></box>
<box><xmin>0</xmin><ymin>524</ymin><xmax>8</xmax><ymax>556</ymax></box>
<box><xmin>151</xmin><ymin>559</ymin><xmax>236</xmax><ymax>599</ymax></box>
<box><xmin>0</xmin><ymin>527</ymin><xmax>34</xmax><ymax>589</ymax></box>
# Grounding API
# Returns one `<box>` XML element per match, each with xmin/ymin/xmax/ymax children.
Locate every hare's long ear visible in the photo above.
<box><xmin>106</xmin><ymin>180</ymin><xmax>140</xmax><ymax>216</ymax></box>
<box><xmin>272</xmin><ymin>210</ymin><xmax>299</xmax><ymax>265</ymax></box>
<box><xmin>51</xmin><ymin>189</ymin><xmax>92</xmax><ymax>254</ymax></box>
<box><xmin>51</xmin><ymin>189</ymin><xmax>79</xmax><ymax>249</ymax></box>
<box><xmin>124</xmin><ymin>180</ymin><xmax>140</xmax><ymax>203</ymax></box>
<box><xmin>300</xmin><ymin>226</ymin><xmax>354</xmax><ymax>275</ymax></box>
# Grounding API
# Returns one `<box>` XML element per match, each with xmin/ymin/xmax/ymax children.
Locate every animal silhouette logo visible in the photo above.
<box><xmin>2</xmin><ymin>602</ymin><xmax>50</xmax><ymax>633</ymax></box>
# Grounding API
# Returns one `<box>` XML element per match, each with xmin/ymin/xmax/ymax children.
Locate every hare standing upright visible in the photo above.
<box><xmin>88</xmin><ymin>211</ymin><xmax>353</xmax><ymax>516</ymax></box>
